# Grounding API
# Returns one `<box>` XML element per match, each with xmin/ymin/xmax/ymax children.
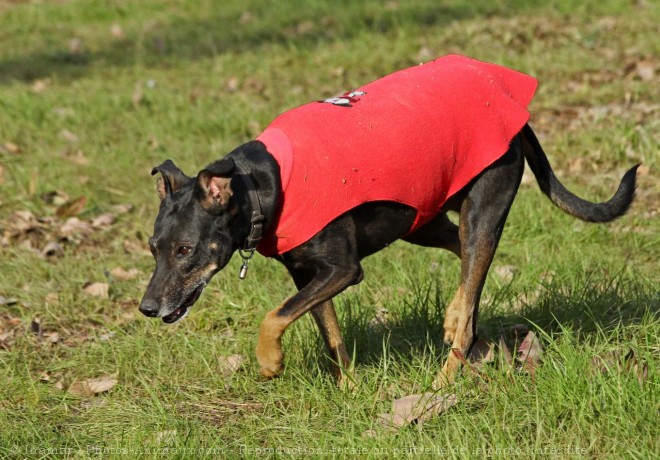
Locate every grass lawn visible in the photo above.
<box><xmin>1</xmin><ymin>0</ymin><xmax>658</xmax><ymax>458</ymax></box>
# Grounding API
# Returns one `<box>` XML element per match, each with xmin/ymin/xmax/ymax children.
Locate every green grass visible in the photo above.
<box><xmin>1</xmin><ymin>0</ymin><xmax>658</xmax><ymax>458</ymax></box>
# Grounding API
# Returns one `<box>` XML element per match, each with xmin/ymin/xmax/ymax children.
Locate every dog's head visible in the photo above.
<box><xmin>139</xmin><ymin>158</ymin><xmax>240</xmax><ymax>323</ymax></box>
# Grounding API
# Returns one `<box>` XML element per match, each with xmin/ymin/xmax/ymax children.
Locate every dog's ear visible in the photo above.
<box><xmin>194</xmin><ymin>158</ymin><xmax>236</xmax><ymax>214</ymax></box>
<box><xmin>152</xmin><ymin>160</ymin><xmax>189</xmax><ymax>200</ymax></box>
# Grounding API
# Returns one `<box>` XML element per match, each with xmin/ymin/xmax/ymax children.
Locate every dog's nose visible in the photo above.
<box><xmin>139</xmin><ymin>298</ymin><xmax>160</xmax><ymax>317</ymax></box>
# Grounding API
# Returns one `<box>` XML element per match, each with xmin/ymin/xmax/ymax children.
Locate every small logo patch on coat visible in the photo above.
<box><xmin>321</xmin><ymin>91</ymin><xmax>366</xmax><ymax>107</ymax></box>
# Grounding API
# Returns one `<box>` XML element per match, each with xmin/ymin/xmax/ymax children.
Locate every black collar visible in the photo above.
<box><xmin>235</xmin><ymin>165</ymin><xmax>265</xmax><ymax>252</ymax></box>
<box><xmin>235</xmin><ymin>165</ymin><xmax>265</xmax><ymax>280</ymax></box>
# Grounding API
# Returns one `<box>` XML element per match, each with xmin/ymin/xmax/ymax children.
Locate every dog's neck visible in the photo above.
<box><xmin>227</xmin><ymin>141</ymin><xmax>282</xmax><ymax>255</ymax></box>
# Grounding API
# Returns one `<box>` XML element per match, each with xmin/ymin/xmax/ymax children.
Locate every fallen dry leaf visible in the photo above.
<box><xmin>0</xmin><ymin>296</ymin><xmax>18</xmax><ymax>306</ymax></box>
<box><xmin>468</xmin><ymin>338</ymin><xmax>495</xmax><ymax>369</ymax></box>
<box><xmin>59</xmin><ymin>217</ymin><xmax>93</xmax><ymax>240</ymax></box>
<box><xmin>110</xmin><ymin>23</ymin><xmax>124</xmax><ymax>38</ymax></box>
<box><xmin>2</xmin><ymin>141</ymin><xmax>20</xmax><ymax>154</ymax></box>
<box><xmin>44</xmin><ymin>332</ymin><xmax>60</xmax><ymax>344</ymax></box>
<box><xmin>112</xmin><ymin>203</ymin><xmax>133</xmax><ymax>214</ymax></box>
<box><xmin>498</xmin><ymin>335</ymin><xmax>514</xmax><ymax>367</ymax></box>
<box><xmin>83</xmin><ymin>282</ymin><xmax>109</xmax><ymax>298</ymax></box>
<box><xmin>592</xmin><ymin>349</ymin><xmax>650</xmax><ymax>385</ymax></box>
<box><xmin>41</xmin><ymin>241</ymin><xmax>64</xmax><ymax>258</ymax></box>
<box><xmin>218</xmin><ymin>354</ymin><xmax>246</xmax><ymax>375</ymax></box>
<box><xmin>634</xmin><ymin>61</ymin><xmax>655</xmax><ymax>81</ymax></box>
<box><xmin>68</xmin><ymin>372</ymin><xmax>118</xmax><ymax>397</ymax></box>
<box><xmin>110</xmin><ymin>267</ymin><xmax>140</xmax><ymax>281</ymax></box>
<box><xmin>56</xmin><ymin>196</ymin><xmax>87</xmax><ymax>218</ymax></box>
<box><xmin>91</xmin><ymin>213</ymin><xmax>114</xmax><ymax>228</ymax></box>
<box><xmin>374</xmin><ymin>393</ymin><xmax>458</xmax><ymax>432</ymax></box>
<box><xmin>517</xmin><ymin>331</ymin><xmax>543</xmax><ymax>374</ymax></box>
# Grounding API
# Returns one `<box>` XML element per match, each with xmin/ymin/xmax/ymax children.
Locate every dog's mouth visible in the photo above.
<box><xmin>162</xmin><ymin>284</ymin><xmax>204</xmax><ymax>324</ymax></box>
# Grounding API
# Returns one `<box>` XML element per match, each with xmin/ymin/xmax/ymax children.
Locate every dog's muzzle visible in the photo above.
<box><xmin>139</xmin><ymin>298</ymin><xmax>160</xmax><ymax>317</ymax></box>
<box><xmin>139</xmin><ymin>283</ymin><xmax>205</xmax><ymax>324</ymax></box>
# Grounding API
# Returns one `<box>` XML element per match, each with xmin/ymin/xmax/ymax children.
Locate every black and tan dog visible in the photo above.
<box><xmin>139</xmin><ymin>59</ymin><xmax>637</xmax><ymax>387</ymax></box>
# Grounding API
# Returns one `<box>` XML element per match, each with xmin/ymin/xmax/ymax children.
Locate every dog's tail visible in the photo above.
<box><xmin>522</xmin><ymin>124</ymin><xmax>639</xmax><ymax>223</ymax></box>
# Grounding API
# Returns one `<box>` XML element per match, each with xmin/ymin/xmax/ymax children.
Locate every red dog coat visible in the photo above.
<box><xmin>256</xmin><ymin>54</ymin><xmax>537</xmax><ymax>257</ymax></box>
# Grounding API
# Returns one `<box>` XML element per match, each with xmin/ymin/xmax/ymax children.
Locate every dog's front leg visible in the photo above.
<box><xmin>256</xmin><ymin>265</ymin><xmax>360</xmax><ymax>379</ymax></box>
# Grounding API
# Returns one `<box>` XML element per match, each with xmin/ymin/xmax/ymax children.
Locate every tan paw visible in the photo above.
<box><xmin>259</xmin><ymin>362</ymin><xmax>285</xmax><ymax>379</ymax></box>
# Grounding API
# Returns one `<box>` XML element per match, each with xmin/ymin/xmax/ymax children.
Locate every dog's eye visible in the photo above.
<box><xmin>177</xmin><ymin>246</ymin><xmax>192</xmax><ymax>257</ymax></box>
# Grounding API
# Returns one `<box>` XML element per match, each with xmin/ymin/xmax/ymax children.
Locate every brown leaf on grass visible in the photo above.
<box><xmin>110</xmin><ymin>23</ymin><xmax>124</xmax><ymax>38</ymax></box>
<box><xmin>55</xmin><ymin>196</ymin><xmax>87</xmax><ymax>218</ymax></box>
<box><xmin>112</xmin><ymin>204</ymin><xmax>133</xmax><ymax>214</ymax></box>
<box><xmin>517</xmin><ymin>331</ymin><xmax>543</xmax><ymax>374</ymax></box>
<box><xmin>498</xmin><ymin>335</ymin><xmax>514</xmax><ymax>366</ymax></box>
<box><xmin>83</xmin><ymin>282</ymin><xmax>109</xmax><ymax>298</ymax></box>
<box><xmin>373</xmin><ymin>393</ymin><xmax>458</xmax><ymax>433</ymax></box>
<box><xmin>218</xmin><ymin>354</ymin><xmax>246</xmax><ymax>376</ymax></box>
<box><xmin>91</xmin><ymin>213</ymin><xmax>114</xmax><ymax>228</ymax></box>
<box><xmin>110</xmin><ymin>267</ymin><xmax>140</xmax><ymax>281</ymax></box>
<box><xmin>59</xmin><ymin>217</ymin><xmax>93</xmax><ymax>240</ymax></box>
<box><xmin>68</xmin><ymin>372</ymin><xmax>118</xmax><ymax>397</ymax></box>
<box><xmin>0</xmin><ymin>296</ymin><xmax>18</xmax><ymax>306</ymax></box>
<box><xmin>41</xmin><ymin>241</ymin><xmax>64</xmax><ymax>258</ymax></box>
<box><xmin>8</xmin><ymin>210</ymin><xmax>39</xmax><ymax>234</ymax></box>
<box><xmin>226</xmin><ymin>76</ymin><xmax>240</xmax><ymax>92</ymax></box>
<box><xmin>592</xmin><ymin>349</ymin><xmax>650</xmax><ymax>385</ymax></box>
<box><xmin>468</xmin><ymin>338</ymin><xmax>495</xmax><ymax>369</ymax></box>
<box><xmin>2</xmin><ymin>141</ymin><xmax>20</xmax><ymax>154</ymax></box>
<box><xmin>634</xmin><ymin>61</ymin><xmax>655</xmax><ymax>81</ymax></box>
<box><xmin>44</xmin><ymin>331</ymin><xmax>60</xmax><ymax>344</ymax></box>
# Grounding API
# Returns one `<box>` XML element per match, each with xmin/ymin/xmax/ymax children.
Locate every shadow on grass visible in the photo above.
<box><xmin>0</xmin><ymin>0</ymin><xmax>541</xmax><ymax>84</ymax></box>
<box><xmin>331</xmin><ymin>273</ymin><xmax>657</xmax><ymax>368</ymax></box>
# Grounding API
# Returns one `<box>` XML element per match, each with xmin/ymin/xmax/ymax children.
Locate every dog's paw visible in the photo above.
<box><xmin>259</xmin><ymin>362</ymin><xmax>285</xmax><ymax>379</ymax></box>
<box><xmin>256</xmin><ymin>346</ymin><xmax>284</xmax><ymax>379</ymax></box>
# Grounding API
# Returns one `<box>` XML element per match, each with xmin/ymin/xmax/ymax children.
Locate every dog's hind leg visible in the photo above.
<box><xmin>404</xmin><ymin>213</ymin><xmax>463</xmax><ymax>343</ymax></box>
<box><xmin>435</xmin><ymin>142</ymin><xmax>524</xmax><ymax>388</ymax></box>
<box><xmin>311</xmin><ymin>300</ymin><xmax>354</xmax><ymax>388</ymax></box>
